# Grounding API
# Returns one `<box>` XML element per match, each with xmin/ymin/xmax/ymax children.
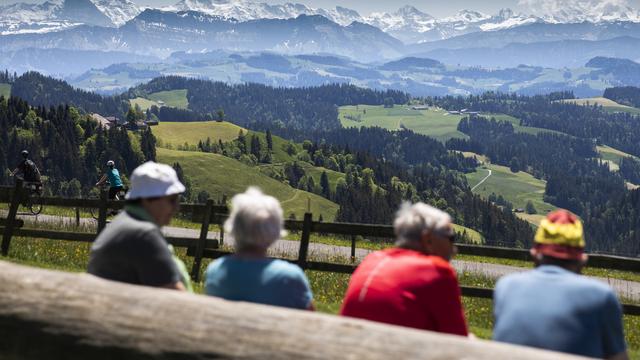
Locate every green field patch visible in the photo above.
<box><xmin>153</xmin><ymin>121</ymin><xmax>298</xmax><ymax>163</ymax></box>
<box><xmin>339</xmin><ymin>105</ymin><xmax>467</xmax><ymax>142</ymax></box>
<box><xmin>130</xmin><ymin>97</ymin><xmax>160</xmax><ymax>111</ymax></box>
<box><xmin>597</xmin><ymin>145</ymin><xmax>639</xmax><ymax>163</ymax></box>
<box><xmin>148</xmin><ymin>89</ymin><xmax>189</xmax><ymax>109</ymax></box>
<box><xmin>487</xmin><ymin>113</ymin><xmax>566</xmax><ymax>136</ymax></box>
<box><xmin>465</xmin><ymin>164</ymin><xmax>556</xmax><ymax>222</ymax></box>
<box><xmin>157</xmin><ymin>147</ymin><xmax>338</xmax><ymax>220</ymax></box>
<box><xmin>154</xmin><ymin>121</ymin><xmax>245</xmax><ymax>148</ymax></box>
<box><xmin>560</xmin><ymin>97</ymin><xmax>640</xmax><ymax>115</ymax></box>
<box><xmin>0</xmin><ymin>83</ymin><xmax>10</xmax><ymax>98</ymax></box>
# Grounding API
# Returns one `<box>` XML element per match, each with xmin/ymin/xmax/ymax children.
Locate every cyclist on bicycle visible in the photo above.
<box><xmin>96</xmin><ymin>160</ymin><xmax>124</xmax><ymax>200</ymax></box>
<box><xmin>10</xmin><ymin>150</ymin><xmax>42</xmax><ymax>186</ymax></box>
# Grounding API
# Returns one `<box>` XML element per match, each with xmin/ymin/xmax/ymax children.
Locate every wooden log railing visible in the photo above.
<box><xmin>1</xmin><ymin>184</ymin><xmax>639</xmax><ymax>316</ymax></box>
<box><xmin>0</xmin><ymin>260</ymin><xmax>589</xmax><ymax>360</ymax></box>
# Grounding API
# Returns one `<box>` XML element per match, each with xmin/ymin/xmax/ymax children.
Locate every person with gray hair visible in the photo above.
<box><xmin>204</xmin><ymin>187</ymin><xmax>314</xmax><ymax>310</ymax></box>
<box><xmin>340</xmin><ymin>202</ymin><xmax>468</xmax><ymax>336</ymax></box>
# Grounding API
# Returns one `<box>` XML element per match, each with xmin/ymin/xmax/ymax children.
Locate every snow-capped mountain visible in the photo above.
<box><xmin>93</xmin><ymin>0</ymin><xmax>141</xmax><ymax>26</ymax></box>
<box><xmin>0</xmin><ymin>0</ymin><xmax>140</xmax><ymax>34</ymax></box>
<box><xmin>168</xmin><ymin>0</ymin><xmax>362</xmax><ymax>26</ymax></box>
<box><xmin>364</xmin><ymin>7</ymin><xmax>541</xmax><ymax>43</ymax></box>
<box><xmin>523</xmin><ymin>0</ymin><xmax>640</xmax><ymax>24</ymax></box>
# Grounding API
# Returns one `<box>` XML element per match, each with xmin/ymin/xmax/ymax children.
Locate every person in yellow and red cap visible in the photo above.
<box><xmin>492</xmin><ymin>209</ymin><xmax>629</xmax><ymax>360</ymax></box>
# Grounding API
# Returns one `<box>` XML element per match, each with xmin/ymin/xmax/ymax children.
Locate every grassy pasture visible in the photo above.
<box><xmin>339</xmin><ymin>105</ymin><xmax>467</xmax><ymax>141</ymax></box>
<box><xmin>148</xmin><ymin>89</ymin><xmax>189</xmax><ymax>109</ymax></box>
<box><xmin>560</xmin><ymin>97</ymin><xmax>640</xmax><ymax>115</ymax></box>
<box><xmin>465</xmin><ymin>164</ymin><xmax>556</xmax><ymax>223</ymax></box>
<box><xmin>130</xmin><ymin>97</ymin><xmax>160</xmax><ymax>111</ymax></box>
<box><xmin>339</xmin><ymin>105</ymin><xmax>564</xmax><ymax>141</ymax></box>
<box><xmin>597</xmin><ymin>145</ymin><xmax>639</xmax><ymax>163</ymax></box>
<box><xmin>153</xmin><ymin>121</ymin><xmax>298</xmax><ymax>163</ymax></box>
<box><xmin>154</xmin><ymin>121</ymin><xmax>244</xmax><ymax>148</ymax></box>
<box><xmin>0</xmin><ymin>83</ymin><xmax>10</xmax><ymax>98</ymax></box>
<box><xmin>486</xmin><ymin>113</ymin><xmax>565</xmax><ymax>136</ymax></box>
<box><xmin>157</xmin><ymin>147</ymin><xmax>338</xmax><ymax>221</ymax></box>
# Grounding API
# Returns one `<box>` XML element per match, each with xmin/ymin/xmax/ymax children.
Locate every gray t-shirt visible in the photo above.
<box><xmin>88</xmin><ymin>206</ymin><xmax>181</xmax><ymax>287</ymax></box>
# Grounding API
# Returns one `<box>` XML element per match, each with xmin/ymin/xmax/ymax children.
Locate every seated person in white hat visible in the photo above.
<box><xmin>88</xmin><ymin>161</ymin><xmax>187</xmax><ymax>290</ymax></box>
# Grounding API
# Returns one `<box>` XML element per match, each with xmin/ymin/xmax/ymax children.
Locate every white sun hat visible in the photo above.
<box><xmin>125</xmin><ymin>161</ymin><xmax>186</xmax><ymax>200</ymax></box>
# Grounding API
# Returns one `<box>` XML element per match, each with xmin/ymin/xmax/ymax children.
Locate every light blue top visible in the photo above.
<box><xmin>107</xmin><ymin>168</ymin><xmax>123</xmax><ymax>188</ymax></box>
<box><xmin>205</xmin><ymin>256</ymin><xmax>313</xmax><ymax>310</ymax></box>
<box><xmin>493</xmin><ymin>265</ymin><xmax>627</xmax><ymax>358</ymax></box>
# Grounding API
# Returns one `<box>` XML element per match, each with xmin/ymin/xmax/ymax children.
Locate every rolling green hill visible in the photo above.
<box><xmin>340</xmin><ymin>105</ymin><xmax>467</xmax><ymax>142</ymax></box>
<box><xmin>130</xmin><ymin>89</ymin><xmax>189</xmax><ymax>111</ymax></box>
<box><xmin>154</xmin><ymin>121</ymin><xmax>244</xmax><ymax>147</ymax></box>
<box><xmin>339</xmin><ymin>106</ymin><xmax>563</xmax><ymax>142</ymax></box>
<box><xmin>0</xmin><ymin>83</ymin><xmax>10</xmax><ymax>98</ymax></box>
<box><xmin>147</xmin><ymin>89</ymin><xmax>189</xmax><ymax>109</ymax></box>
<box><xmin>597</xmin><ymin>145</ymin><xmax>639</xmax><ymax>163</ymax></box>
<box><xmin>560</xmin><ymin>97</ymin><xmax>640</xmax><ymax>115</ymax></box>
<box><xmin>153</xmin><ymin>121</ymin><xmax>300</xmax><ymax>163</ymax></box>
<box><xmin>130</xmin><ymin>97</ymin><xmax>159</xmax><ymax>111</ymax></box>
<box><xmin>157</xmin><ymin>147</ymin><xmax>339</xmax><ymax>220</ymax></box>
<box><xmin>465</xmin><ymin>163</ymin><xmax>556</xmax><ymax>224</ymax></box>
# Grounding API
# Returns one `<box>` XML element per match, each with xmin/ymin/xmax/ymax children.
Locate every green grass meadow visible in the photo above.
<box><xmin>465</xmin><ymin>163</ymin><xmax>556</xmax><ymax>222</ymax></box>
<box><xmin>147</xmin><ymin>89</ymin><xmax>189</xmax><ymax>109</ymax></box>
<box><xmin>130</xmin><ymin>97</ymin><xmax>160</xmax><ymax>111</ymax></box>
<box><xmin>561</xmin><ymin>97</ymin><xmax>640</xmax><ymax>115</ymax></box>
<box><xmin>0</xmin><ymin>83</ymin><xmax>10</xmax><ymax>98</ymax></box>
<box><xmin>157</xmin><ymin>147</ymin><xmax>339</xmax><ymax>220</ymax></box>
<box><xmin>154</xmin><ymin>121</ymin><xmax>245</xmax><ymax>148</ymax></box>
<box><xmin>339</xmin><ymin>105</ymin><xmax>467</xmax><ymax>142</ymax></box>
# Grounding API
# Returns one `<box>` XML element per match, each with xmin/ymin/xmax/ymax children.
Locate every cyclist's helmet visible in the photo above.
<box><xmin>21</xmin><ymin>150</ymin><xmax>29</xmax><ymax>158</ymax></box>
<box><xmin>106</xmin><ymin>160</ymin><xmax>115</xmax><ymax>168</ymax></box>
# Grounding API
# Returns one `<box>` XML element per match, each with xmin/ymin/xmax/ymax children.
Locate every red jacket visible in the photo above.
<box><xmin>340</xmin><ymin>248</ymin><xmax>468</xmax><ymax>336</ymax></box>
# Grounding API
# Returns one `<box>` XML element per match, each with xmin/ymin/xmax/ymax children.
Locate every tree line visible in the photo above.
<box><xmin>0</xmin><ymin>95</ymin><xmax>155</xmax><ymax>196</ymax></box>
<box><xmin>448</xmin><ymin>116</ymin><xmax>636</xmax><ymax>255</ymax></box>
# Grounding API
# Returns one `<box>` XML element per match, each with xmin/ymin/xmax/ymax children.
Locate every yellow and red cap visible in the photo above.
<box><xmin>534</xmin><ymin>209</ymin><xmax>585</xmax><ymax>260</ymax></box>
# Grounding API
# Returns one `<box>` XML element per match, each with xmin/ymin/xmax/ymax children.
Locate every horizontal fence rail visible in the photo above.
<box><xmin>0</xmin><ymin>184</ymin><xmax>639</xmax><ymax>316</ymax></box>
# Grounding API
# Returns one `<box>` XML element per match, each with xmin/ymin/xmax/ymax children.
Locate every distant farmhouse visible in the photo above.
<box><xmin>92</xmin><ymin>114</ymin><xmax>155</xmax><ymax>131</ymax></box>
<box><xmin>91</xmin><ymin>114</ymin><xmax>120</xmax><ymax>130</ymax></box>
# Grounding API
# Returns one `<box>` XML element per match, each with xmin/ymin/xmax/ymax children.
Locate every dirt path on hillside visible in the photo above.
<box><xmin>471</xmin><ymin>169</ymin><xmax>492</xmax><ymax>191</ymax></box>
<box><xmin>7</xmin><ymin>211</ymin><xmax>640</xmax><ymax>301</ymax></box>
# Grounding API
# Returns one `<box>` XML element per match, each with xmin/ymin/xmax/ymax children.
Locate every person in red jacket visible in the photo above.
<box><xmin>340</xmin><ymin>202</ymin><xmax>468</xmax><ymax>336</ymax></box>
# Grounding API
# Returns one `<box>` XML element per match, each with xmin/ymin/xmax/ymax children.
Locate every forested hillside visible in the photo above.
<box><xmin>604</xmin><ymin>86</ymin><xmax>640</xmax><ymax>108</ymax></box>
<box><xmin>430</xmin><ymin>92</ymin><xmax>640</xmax><ymax>255</ymax></box>
<box><xmin>10</xmin><ymin>72</ymin><xmax>129</xmax><ymax>117</ymax></box>
<box><xmin>130</xmin><ymin>76</ymin><xmax>409</xmax><ymax>131</ymax></box>
<box><xmin>0</xmin><ymin>95</ymin><xmax>155</xmax><ymax>195</ymax></box>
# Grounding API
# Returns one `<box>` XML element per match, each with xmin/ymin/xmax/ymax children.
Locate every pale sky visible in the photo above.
<box><xmin>2</xmin><ymin>0</ymin><xmax>640</xmax><ymax>18</ymax></box>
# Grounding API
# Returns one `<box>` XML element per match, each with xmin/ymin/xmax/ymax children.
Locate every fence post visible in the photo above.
<box><xmin>297</xmin><ymin>213</ymin><xmax>313</xmax><ymax>269</ymax></box>
<box><xmin>219</xmin><ymin>222</ymin><xmax>224</xmax><ymax>247</ymax></box>
<box><xmin>350</xmin><ymin>235</ymin><xmax>356</xmax><ymax>263</ymax></box>
<box><xmin>75</xmin><ymin>207</ymin><xmax>80</xmax><ymax>227</ymax></box>
<box><xmin>191</xmin><ymin>200</ymin><xmax>213</xmax><ymax>282</ymax></box>
<box><xmin>1</xmin><ymin>180</ymin><xmax>23</xmax><ymax>256</ymax></box>
<box><xmin>96</xmin><ymin>189</ymin><xmax>108</xmax><ymax>234</ymax></box>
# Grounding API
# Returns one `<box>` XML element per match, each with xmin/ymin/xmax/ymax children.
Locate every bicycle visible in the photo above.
<box><xmin>21</xmin><ymin>181</ymin><xmax>44</xmax><ymax>216</ymax></box>
<box><xmin>88</xmin><ymin>183</ymin><xmax>127</xmax><ymax>220</ymax></box>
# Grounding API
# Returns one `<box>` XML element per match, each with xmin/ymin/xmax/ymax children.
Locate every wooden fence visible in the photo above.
<box><xmin>1</xmin><ymin>183</ymin><xmax>639</xmax><ymax>316</ymax></box>
<box><xmin>0</xmin><ymin>261</ymin><xmax>588</xmax><ymax>360</ymax></box>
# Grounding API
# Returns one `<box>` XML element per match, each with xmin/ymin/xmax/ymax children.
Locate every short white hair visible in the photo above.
<box><xmin>393</xmin><ymin>202</ymin><xmax>452</xmax><ymax>246</ymax></box>
<box><xmin>224</xmin><ymin>187</ymin><xmax>285</xmax><ymax>251</ymax></box>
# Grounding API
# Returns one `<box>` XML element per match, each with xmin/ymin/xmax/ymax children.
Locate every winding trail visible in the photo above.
<box><xmin>7</xmin><ymin>211</ymin><xmax>640</xmax><ymax>302</ymax></box>
<box><xmin>471</xmin><ymin>169</ymin><xmax>492</xmax><ymax>191</ymax></box>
